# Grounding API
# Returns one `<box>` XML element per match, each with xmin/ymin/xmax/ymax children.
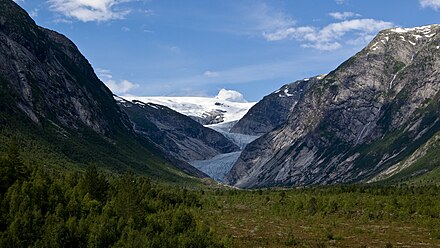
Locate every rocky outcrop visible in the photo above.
<box><xmin>230</xmin><ymin>76</ymin><xmax>321</xmax><ymax>136</ymax></box>
<box><xmin>116</xmin><ymin>97</ymin><xmax>240</xmax><ymax>162</ymax></box>
<box><xmin>189</xmin><ymin>109</ymin><xmax>227</xmax><ymax>125</ymax></box>
<box><xmin>227</xmin><ymin>25</ymin><xmax>440</xmax><ymax>188</ymax></box>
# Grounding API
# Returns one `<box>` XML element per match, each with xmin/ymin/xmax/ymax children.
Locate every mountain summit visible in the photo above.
<box><xmin>227</xmin><ymin>24</ymin><xmax>440</xmax><ymax>188</ymax></box>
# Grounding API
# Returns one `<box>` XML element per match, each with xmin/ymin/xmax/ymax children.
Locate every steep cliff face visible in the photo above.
<box><xmin>227</xmin><ymin>25</ymin><xmax>440</xmax><ymax>188</ymax></box>
<box><xmin>0</xmin><ymin>0</ymin><xmax>204</xmax><ymax>181</ymax></box>
<box><xmin>0</xmin><ymin>1</ymin><xmax>128</xmax><ymax>134</ymax></box>
<box><xmin>116</xmin><ymin>97</ymin><xmax>239</xmax><ymax>162</ymax></box>
<box><xmin>230</xmin><ymin>76</ymin><xmax>320</xmax><ymax>136</ymax></box>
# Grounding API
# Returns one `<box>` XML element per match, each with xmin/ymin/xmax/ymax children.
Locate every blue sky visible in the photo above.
<box><xmin>13</xmin><ymin>0</ymin><xmax>440</xmax><ymax>101</ymax></box>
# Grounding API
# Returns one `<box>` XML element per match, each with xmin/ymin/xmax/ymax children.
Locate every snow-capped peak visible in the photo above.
<box><xmin>215</xmin><ymin>89</ymin><xmax>247</xmax><ymax>103</ymax></box>
<box><xmin>120</xmin><ymin>90</ymin><xmax>256</xmax><ymax>126</ymax></box>
<box><xmin>389</xmin><ymin>24</ymin><xmax>439</xmax><ymax>34</ymax></box>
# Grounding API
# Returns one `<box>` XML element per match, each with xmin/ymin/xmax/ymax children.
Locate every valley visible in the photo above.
<box><xmin>189</xmin><ymin>121</ymin><xmax>260</xmax><ymax>182</ymax></box>
<box><xmin>1</xmin><ymin>0</ymin><xmax>440</xmax><ymax>246</ymax></box>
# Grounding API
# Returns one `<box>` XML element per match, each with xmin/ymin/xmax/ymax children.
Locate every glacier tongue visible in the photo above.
<box><xmin>208</xmin><ymin>122</ymin><xmax>259</xmax><ymax>149</ymax></box>
<box><xmin>190</xmin><ymin>152</ymin><xmax>242</xmax><ymax>182</ymax></box>
<box><xmin>189</xmin><ymin>121</ymin><xmax>260</xmax><ymax>182</ymax></box>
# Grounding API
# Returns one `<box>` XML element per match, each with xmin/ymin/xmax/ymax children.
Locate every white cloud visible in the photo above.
<box><xmin>204</xmin><ymin>71</ymin><xmax>219</xmax><ymax>78</ymax></box>
<box><xmin>420</xmin><ymin>0</ymin><xmax>440</xmax><ymax>10</ymax></box>
<box><xmin>335</xmin><ymin>0</ymin><xmax>345</xmax><ymax>4</ymax></box>
<box><xmin>328</xmin><ymin>12</ymin><xmax>361</xmax><ymax>20</ymax></box>
<box><xmin>121</xmin><ymin>26</ymin><xmax>130</xmax><ymax>32</ymax></box>
<box><xmin>96</xmin><ymin>68</ymin><xmax>113</xmax><ymax>79</ymax></box>
<box><xmin>105</xmin><ymin>79</ymin><xmax>138</xmax><ymax>94</ymax></box>
<box><xmin>47</xmin><ymin>0</ymin><xmax>131</xmax><ymax>22</ymax></box>
<box><xmin>263</xmin><ymin>26</ymin><xmax>314</xmax><ymax>41</ymax></box>
<box><xmin>29</xmin><ymin>9</ymin><xmax>39</xmax><ymax>18</ymax></box>
<box><xmin>263</xmin><ymin>19</ymin><xmax>393</xmax><ymax>51</ymax></box>
<box><xmin>215</xmin><ymin>89</ymin><xmax>247</xmax><ymax>102</ymax></box>
<box><xmin>96</xmin><ymin>68</ymin><xmax>139</xmax><ymax>94</ymax></box>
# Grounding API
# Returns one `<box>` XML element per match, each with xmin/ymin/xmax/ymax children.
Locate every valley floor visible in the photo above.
<box><xmin>2</xmin><ymin>139</ymin><xmax>439</xmax><ymax>247</ymax></box>
<box><xmin>197</xmin><ymin>187</ymin><xmax>440</xmax><ymax>247</ymax></box>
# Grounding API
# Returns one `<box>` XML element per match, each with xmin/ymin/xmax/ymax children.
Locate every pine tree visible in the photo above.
<box><xmin>0</xmin><ymin>138</ymin><xmax>28</xmax><ymax>193</ymax></box>
<box><xmin>84</xmin><ymin>164</ymin><xmax>108</xmax><ymax>202</ymax></box>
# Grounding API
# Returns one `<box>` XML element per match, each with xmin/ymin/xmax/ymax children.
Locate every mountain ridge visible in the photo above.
<box><xmin>227</xmin><ymin>24</ymin><xmax>440</xmax><ymax>188</ymax></box>
<box><xmin>0</xmin><ymin>0</ymin><xmax>205</xmax><ymax>183</ymax></box>
<box><xmin>115</xmin><ymin>96</ymin><xmax>240</xmax><ymax>162</ymax></box>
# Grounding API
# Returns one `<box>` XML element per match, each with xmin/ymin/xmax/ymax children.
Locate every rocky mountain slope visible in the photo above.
<box><xmin>230</xmin><ymin>76</ymin><xmax>323</xmax><ymax>136</ymax></box>
<box><xmin>0</xmin><ymin>0</ymin><xmax>204</xmax><ymax>181</ymax></box>
<box><xmin>227</xmin><ymin>24</ymin><xmax>440</xmax><ymax>188</ymax></box>
<box><xmin>115</xmin><ymin>96</ymin><xmax>239</xmax><ymax>162</ymax></box>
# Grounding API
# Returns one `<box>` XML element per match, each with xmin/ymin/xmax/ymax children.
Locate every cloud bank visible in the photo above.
<box><xmin>48</xmin><ymin>0</ymin><xmax>131</xmax><ymax>22</ymax></box>
<box><xmin>420</xmin><ymin>0</ymin><xmax>440</xmax><ymax>10</ymax></box>
<box><xmin>263</xmin><ymin>18</ymin><xmax>393</xmax><ymax>51</ymax></box>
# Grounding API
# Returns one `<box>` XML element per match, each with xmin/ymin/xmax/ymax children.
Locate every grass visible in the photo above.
<box><xmin>409</xmin><ymin>166</ymin><xmax>440</xmax><ymax>186</ymax></box>
<box><xmin>197</xmin><ymin>187</ymin><xmax>440</xmax><ymax>247</ymax></box>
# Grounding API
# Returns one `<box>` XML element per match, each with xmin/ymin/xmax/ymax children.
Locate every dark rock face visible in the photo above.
<box><xmin>227</xmin><ymin>25</ymin><xmax>440</xmax><ymax>188</ymax></box>
<box><xmin>230</xmin><ymin>77</ymin><xmax>316</xmax><ymax>136</ymax></box>
<box><xmin>0</xmin><ymin>0</ymin><xmax>127</xmax><ymax>134</ymax></box>
<box><xmin>116</xmin><ymin>97</ymin><xmax>240</xmax><ymax>162</ymax></box>
<box><xmin>0</xmin><ymin>0</ymin><xmax>206</xmax><ymax>179</ymax></box>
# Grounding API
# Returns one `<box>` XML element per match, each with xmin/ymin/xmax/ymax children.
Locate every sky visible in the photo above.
<box><xmin>13</xmin><ymin>0</ymin><xmax>440</xmax><ymax>101</ymax></box>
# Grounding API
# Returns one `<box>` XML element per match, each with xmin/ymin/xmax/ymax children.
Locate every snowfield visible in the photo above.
<box><xmin>122</xmin><ymin>89</ymin><xmax>256</xmax><ymax>125</ymax></box>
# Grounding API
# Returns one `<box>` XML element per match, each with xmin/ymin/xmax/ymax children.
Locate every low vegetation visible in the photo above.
<box><xmin>200</xmin><ymin>186</ymin><xmax>440</xmax><ymax>247</ymax></box>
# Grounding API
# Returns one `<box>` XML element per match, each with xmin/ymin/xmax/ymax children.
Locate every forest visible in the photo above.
<box><xmin>0</xmin><ymin>140</ymin><xmax>222</xmax><ymax>247</ymax></box>
<box><xmin>1</xmin><ymin>140</ymin><xmax>440</xmax><ymax>247</ymax></box>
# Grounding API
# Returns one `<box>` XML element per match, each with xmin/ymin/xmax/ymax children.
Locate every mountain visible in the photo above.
<box><xmin>0</xmin><ymin>0</ymin><xmax>204</xmax><ymax>182</ymax></box>
<box><xmin>230</xmin><ymin>76</ymin><xmax>324</xmax><ymax>136</ymax></box>
<box><xmin>226</xmin><ymin>24</ymin><xmax>440</xmax><ymax>188</ymax></box>
<box><xmin>123</xmin><ymin>89</ymin><xmax>256</xmax><ymax>126</ymax></box>
<box><xmin>115</xmin><ymin>96</ymin><xmax>239</xmax><ymax>162</ymax></box>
